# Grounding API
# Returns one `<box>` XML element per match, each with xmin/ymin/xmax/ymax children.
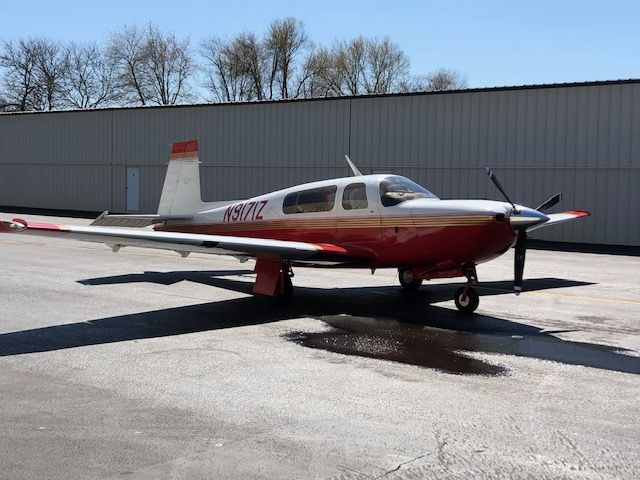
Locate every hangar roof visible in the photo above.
<box><xmin>2</xmin><ymin>78</ymin><xmax>640</xmax><ymax>117</ymax></box>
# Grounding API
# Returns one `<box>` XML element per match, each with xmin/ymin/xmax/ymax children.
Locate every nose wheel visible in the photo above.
<box><xmin>454</xmin><ymin>285</ymin><xmax>479</xmax><ymax>314</ymax></box>
<box><xmin>454</xmin><ymin>266</ymin><xmax>480</xmax><ymax>313</ymax></box>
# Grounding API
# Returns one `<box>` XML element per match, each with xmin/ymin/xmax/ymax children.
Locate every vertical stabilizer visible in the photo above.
<box><xmin>157</xmin><ymin>140</ymin><xmax>204</xmax><ymax>215</ymax></box>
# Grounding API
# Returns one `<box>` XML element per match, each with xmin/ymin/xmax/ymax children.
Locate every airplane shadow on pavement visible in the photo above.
<box><xmin>1</xmin><ymin>270</ymin><xmax>638</xmax><ymax>376</ymax></box>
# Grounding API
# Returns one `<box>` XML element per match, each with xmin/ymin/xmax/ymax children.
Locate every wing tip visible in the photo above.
<box><xmin>566</xmin><ymin>210</ymin><xmax>591</xmax><ymax>218</ymax></box>
<box><xmin>11</xmin><ymin>218</ymin><xmax>67</xmax><ymax>231</ymax></box>
<box><xmin>0</xmin><ymin>218</ymin><xmax>27</xmax><ymax>232</ymax></box>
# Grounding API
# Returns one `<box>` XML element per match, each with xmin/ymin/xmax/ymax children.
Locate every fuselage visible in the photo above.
<box><xmin>156</xmin><ymin>175</ymin><xmax>518</xmax><ymax>277</ymax></box>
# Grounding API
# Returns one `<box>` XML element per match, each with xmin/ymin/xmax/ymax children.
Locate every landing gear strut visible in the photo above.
<box><xmin>398</xmin><ymin>268</ymin><xmax>423</xmax><ymax>291</ymax></box>
<box><xmin>454</xmin><ymin>267</ymin><xmax>480</xmax><ymax>314</ymax></box>
<box><xmin>275</xmin><ymin>262</ymin><xmax>294</xmax><ymax>302</ymax></box>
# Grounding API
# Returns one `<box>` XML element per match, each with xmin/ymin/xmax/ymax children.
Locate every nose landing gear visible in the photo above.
<box><xmin>454</xmin><ymin>285</ymin><xmax>479</xmax><ymax>313</ymax></box>
<box><xmin>397</xmin><ymin>265</ymin><xmax>481</xmax><ymax>313</ymax></box>
<box><xmin>454</xmin><ymin>267</ymin><xmax>480</xmax><ymax>314</ymax></box>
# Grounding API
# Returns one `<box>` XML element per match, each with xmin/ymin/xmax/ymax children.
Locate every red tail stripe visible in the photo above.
<box><xmin>171</xmin><ymin>139</ymin><xmax>198</xmax><ymax>155</ymax></box>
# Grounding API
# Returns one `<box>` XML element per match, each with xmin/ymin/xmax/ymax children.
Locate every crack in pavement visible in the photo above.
<box><xmin>374</xmin><ymin>454</ymin><xmax>428</xmax><ymax>479</ymax></box>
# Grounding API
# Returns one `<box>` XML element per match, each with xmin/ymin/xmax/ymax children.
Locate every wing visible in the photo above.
<box><xmin>0</xmin><ymin>218</ymin><xmax>373</xmax><ymax>265</ymax></box>
<box><xmin>527</xmin><ymin>210</ymin><xmax>591</xmax><ymax>232</ymax></box>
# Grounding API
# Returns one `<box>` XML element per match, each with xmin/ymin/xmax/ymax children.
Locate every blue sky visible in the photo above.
<box><xmin>2</xmin><ymin>0</ymin><xmax>638</xmax><ymax>88</ymax></box>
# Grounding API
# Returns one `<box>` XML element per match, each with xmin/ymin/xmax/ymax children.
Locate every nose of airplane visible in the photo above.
<box><xmin>509</xmin><ymin>206</ymin><xmax>549</xmax><ymax>231</ymax></box>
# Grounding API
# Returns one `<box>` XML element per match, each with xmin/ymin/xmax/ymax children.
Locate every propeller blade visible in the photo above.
<box><xmin>485</xmin><ymin>168</ymin><xmax>516</xmax><ymax>210</ymax></box>
<box><xmin>514</xmin><ymin>232</ymin><xmax>527</xmax><ymax>295</ymax></box>
<box><xmin>536</xmin><ymin>193</ymin><xmax>563</xmax><ymax>212</ymax></box>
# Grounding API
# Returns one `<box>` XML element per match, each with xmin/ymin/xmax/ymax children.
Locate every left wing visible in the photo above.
<box><xmin>0</xmin><ymin>218</ymin><xmax>374</xmax><ymax>265</ymax></box>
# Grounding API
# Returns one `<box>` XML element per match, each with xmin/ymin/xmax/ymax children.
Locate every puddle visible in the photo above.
<box><xmin>285</xmin><ymin>315</ymin><xmax>640</xmax><ymax>376</ymax></box>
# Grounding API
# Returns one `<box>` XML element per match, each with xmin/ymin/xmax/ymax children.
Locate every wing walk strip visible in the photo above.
<box><xmin>165</xmin><ymin>215</ymin><xmax>499</xmax><ymax>232</ymax></box>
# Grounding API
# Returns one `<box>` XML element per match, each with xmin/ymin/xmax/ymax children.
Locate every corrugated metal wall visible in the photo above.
<box><xmin>1</xmin><ymin>81</ymin><xmax>638</xmax><ymax>245</ymax></box>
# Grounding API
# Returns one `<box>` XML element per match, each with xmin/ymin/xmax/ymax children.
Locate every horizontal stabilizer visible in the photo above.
<box><xmin>90</xmin><ymin>211</ymin><xmax>192</xmax><ymax>228</ymax></box>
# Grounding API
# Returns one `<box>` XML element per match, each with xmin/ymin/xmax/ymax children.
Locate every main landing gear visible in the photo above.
<box><xmin>254</xmin><ymin>259</ymin><xmax>294</xmax><ymax>301</ymax></box>
<box><xmin>276</xmin><ymin>266</ymin><xmax>294</xmax><ymax>301</ymax></box>
<box><xmin>398</xmin><ymin>268</ymin><xmax>423</xmax><ymax>291</ymax></box>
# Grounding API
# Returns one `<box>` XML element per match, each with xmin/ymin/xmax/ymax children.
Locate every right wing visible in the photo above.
<box><xmin>527</xmin><ymin>210</ymin><xmax>591</xmax><ymax>232</ymax></box>
<box><xmin>1</xmin><ymin>218</ymin><xmax>374</xmax><ymax>265</ymax></box>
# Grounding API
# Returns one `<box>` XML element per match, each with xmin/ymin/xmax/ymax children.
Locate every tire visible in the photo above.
<box><xmin>454</xmin><ymin>286</ymin><xmax>479</xmax><ymax>314</ymax></box>
<box><xmin>399</xmin><ymin>268</ymin><xmax>423</xmax><ymax>291</ymax></box>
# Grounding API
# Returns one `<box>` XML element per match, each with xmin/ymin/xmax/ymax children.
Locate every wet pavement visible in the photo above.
<box><xmin>1</xmin><ymin>211</ymin><xmax>640</xmax><ymax>479</ymax></box>
<box><xmin>285</xmin><ymin>314</ymin><xmax>640</xmax><ymax>376</ymax></box>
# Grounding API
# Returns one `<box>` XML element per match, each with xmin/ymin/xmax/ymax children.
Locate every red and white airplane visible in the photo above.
<box><xmin>0</xmin><ymin>140</ymin><xmax>590</xmax><ymax>313</ymax></box>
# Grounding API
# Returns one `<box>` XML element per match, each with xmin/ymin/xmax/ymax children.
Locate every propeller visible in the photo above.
<box><xmin>513</xmin><ymin>231</ymin><xmax>527</xmax><ymax>295</ymax></box>
<box><xmin>485</xmin><ymin>168</ymin><xmax>517</xmax><ymax>212</ymax></box>
<box><xmin>536</xmin><ymin>193</ymin><xmax>563</xmax><ymax>212</ymax></box>
<box><xmin>485</xmin><ymin>168</ymin><xmax>561</xmax><ymax>295</ymax></box>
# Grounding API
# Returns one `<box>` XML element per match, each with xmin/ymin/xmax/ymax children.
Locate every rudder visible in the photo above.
<box><xmin>157</xmin><ymin>139</ymin><xmax>204</xmax><ymax>215</ymax></box>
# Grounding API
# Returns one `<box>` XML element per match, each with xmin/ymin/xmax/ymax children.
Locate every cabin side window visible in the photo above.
<box><xmin>283</xmin><ymin>185</ymin><xmax>337</xmax><ymax>214</ymax></box>
<box><xmin>342</xmin><ymin>182</ymin><xmax>368</xmax><ymax>210</ymax></box>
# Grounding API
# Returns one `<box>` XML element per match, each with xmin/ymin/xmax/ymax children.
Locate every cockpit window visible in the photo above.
<box><xmin>379</xmin><ymin>176</ymin><xmax>438</xmax><ymax>207</ymax></box>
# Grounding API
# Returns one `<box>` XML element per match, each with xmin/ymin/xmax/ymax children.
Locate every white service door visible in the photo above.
<box><xmin>126</xmin><ymin>167</ymin><xmax>140</xmax><ymax>211</ymax></box>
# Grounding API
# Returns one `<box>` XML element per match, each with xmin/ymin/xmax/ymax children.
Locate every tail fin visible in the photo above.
<box><xmin>157</xmin><ymin>139</ymin><xmax>204</xmax><ymax>215</ymax></box>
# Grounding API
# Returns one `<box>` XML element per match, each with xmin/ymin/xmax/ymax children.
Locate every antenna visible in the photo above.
<box><xmin>345</xmin><ymin>155</ymin><xmax>362</xmax><ymax>176</ymax></box>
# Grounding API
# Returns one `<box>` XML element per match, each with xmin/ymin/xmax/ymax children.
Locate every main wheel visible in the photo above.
<box><xmin>399</xmin><ymin>268</ymin><xmax>423</xmax><ymax>291</ymax></box>
<box><xmin>454</xmin><ymin>286</ymin><xmax>479</xmax><ymax>314</ymax></box>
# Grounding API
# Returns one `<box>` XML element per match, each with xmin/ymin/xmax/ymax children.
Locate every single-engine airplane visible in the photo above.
<box><xmin>0</xmin><ymin>139</ymin><xmax>590</xmax><ymax>313</ymax></box>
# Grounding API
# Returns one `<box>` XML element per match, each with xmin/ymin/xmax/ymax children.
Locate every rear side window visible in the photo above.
<box><xmin>342</xmin><ymin>183</ymin><xmax>368</xmax><ymax>210</ymax></box>
<box><xmin>283</xmin><ymin>185</ymin><xmax>337</xmax><ymax>214</ymax></box>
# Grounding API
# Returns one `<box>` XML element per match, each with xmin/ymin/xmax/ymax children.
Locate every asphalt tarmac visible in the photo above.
<box><xmin>1</xmin><ymin>212</ymin><xmax>639</xmax><ymax>479</ymax></box>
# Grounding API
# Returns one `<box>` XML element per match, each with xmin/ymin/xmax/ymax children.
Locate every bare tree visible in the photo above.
<box><xmin>295</xmin><ymin>46</ymin><xmax>338</xmax><ymax>98</ymax></box>
<box><xmin>234</xmin><ymin>32</ymin><xmax>265</xmax><ymax>100</ymax></box>
<box><xmin>332</xmin><ymin>37</ymin><xmax>367</xmax><ymax>95</ymax></box>
<box><xmin>264</xmin><ymin>17</ymin><xmax>309</xmax><ymax>99</ymax></box>
<box><xmin>330</xmin><ymin>36</ymin><xmax>410</xmax><ymax>95</ymax></box>
<box><xmin>34</xmin><ymin>39</ymin><xmax>66</xmax><ymax>110</ymax></box>
<box><xmin>423</xmin><ymin>68</ymin><xmax>468</xmax><ymax>92</ymax></box>
<box><xmin>60</xmin><ymin>42</ymin><xmax>119</xmax><ymax>109</ymax></box>
<box><xmin>363</xmin><ymin>37</ymin><xmax>409</xmax><ymax>94</ymax></box>
<box><xmin>109</xmin><ymin>24</ymin><xmax>195</xmax><ymax>106</ymax></box>
<box><xmin>142</xmin><ymin>23</ymin><xmax>195</xmax><ymax>105</ymax></box>
<box><xmin>0</xmin><ymin>39</ymin><xmax>38</xmax><ymax>111</ymax></box>
<box><xmin>399</xmin><ymin>69</ymin><xmax>468</xmax><ymax>93</ymax></box>
<box><xmin>108</xmin><ymin>24</ymin><xmax>150</xmax><ymax>105</ymax></box>
<box><xmin>2</xmin><ymin>18</ymin><xmax>470</xmax><ymax>110</ymax></box>
<box><xmin>0</xmin><ymin>38</ymin><xmax>67</xmax><ymax>111</ymax></box>
<box><xmin>201</xmin><ymin>36</ymin><xmax>252</xmax><ymax>102</ymax></box>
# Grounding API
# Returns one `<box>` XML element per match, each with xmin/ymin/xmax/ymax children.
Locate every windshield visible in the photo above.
<box><xmin>379</xmin><ymin>176</ymin><xmax>438</xmax><ymax>207</ymax></box>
